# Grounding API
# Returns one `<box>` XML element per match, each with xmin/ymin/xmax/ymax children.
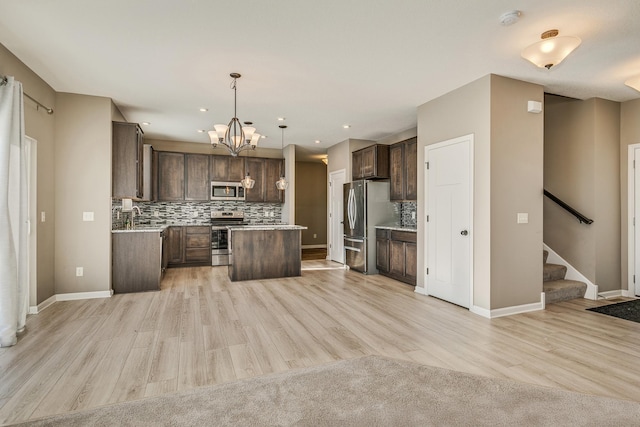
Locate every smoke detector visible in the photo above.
<box><xmin>499</xmin><ymin>10</ymin><xmax>521</xmax><ymax>26</ymax></box>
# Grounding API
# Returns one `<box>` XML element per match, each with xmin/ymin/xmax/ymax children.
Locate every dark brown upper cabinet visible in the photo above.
<box><xmin>210</xmin><ymin>155</ymin><xmax>245</xmax><ymax>182</ymax></box>
<box><xmin>156</xmin><ymin>152</ymin><xmax>210</xmax><ymax>201</ymax></box>
<box><xmin>352</xmin><ymin>144</ymin><xmax>389</xmax><ymax>180</ymax></box>
<box><xmin>112</xmin><ymin>121</ymin><xmax>143</xmax><ymax>199</ymax></box>
<box><xmin>390</xmin><ymin>137</ymin><xmax>417</xmax><ymax>202</ymax></box>
<box><xmin>244</xmin><ymin>157</ymin><xmax>284</xmax><ymax>203</ymax></box>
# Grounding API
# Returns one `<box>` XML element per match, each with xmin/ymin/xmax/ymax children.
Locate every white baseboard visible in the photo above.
<box><xmin>598</xmin><ymin>289</ymin><xmax>625</xmax><ymax>299</ymax></box>
<box><xmin>544</xmin><ymin>243</ymin><xmax>598</xmax><ymax>300</ymax></box>
<box><xmin>474</xmin><ymin>293</ymin><xmax>545</xmax><ymax>318</ymax></box>
<box><xmin>416</xmin><ymin>288</ymin><xmax>544</xmax><ymax>319</ymax></box>
<box><xmin>28</xmin><ymin>290</ymin><xmax>113</xmax><ymax>315</ymax></box>
<box><xmin>29</xmin><ymin>294</ymin><xmax>56</xmax><ymax>314</ymax></box>
<box><xmin>301</xmin><ymin>244</ymin><xmax>327</xmax><ymax>249</ymax></box>
<box><xmin>414</xmin><ymin>286</ymin><xmax>428</xmax><ymax>296</ymax></box>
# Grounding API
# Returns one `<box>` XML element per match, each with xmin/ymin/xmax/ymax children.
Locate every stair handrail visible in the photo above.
<box><xmin>543</xmin><ymin>190</ymin><xmax>594</xmax><ymax>225</ymax></box>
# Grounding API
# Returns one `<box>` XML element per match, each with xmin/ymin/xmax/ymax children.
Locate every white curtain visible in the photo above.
<box><xmin>0</xmin><ymin>76</ymin><xmax>28</xmax><ymax>347</ymax></box>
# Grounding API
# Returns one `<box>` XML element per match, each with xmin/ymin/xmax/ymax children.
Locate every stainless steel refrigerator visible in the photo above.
<box><xmin>344</xmin><ymin>180</ymin><xmax>398</xmax><ymax>274</ymax></box>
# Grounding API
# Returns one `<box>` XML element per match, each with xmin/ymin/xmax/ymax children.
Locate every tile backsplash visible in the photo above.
<box><xmin>399</xmin><ymin>202</ymin><xmax>417</xmax><ymax>228</ymax></box>
<box><xmin>112</xmin><ymin>199</ymin><xmax>282</xmax><ymax>229</ymax></box>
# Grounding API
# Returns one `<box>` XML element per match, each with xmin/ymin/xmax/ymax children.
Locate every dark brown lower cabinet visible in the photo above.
<box><xmin>112</xmin><ymin>231</ymin><xmax>162</xmax><ymax>293</ymax></box>
<box><xmin>376</xmin><ymin>228</ymin><xmax>416</xmax><ymax>286</ymax></box>
<box><xmin>167</xmin><ymin>226</ymin><xmax>211</xmax><ymax>267</ymax></box>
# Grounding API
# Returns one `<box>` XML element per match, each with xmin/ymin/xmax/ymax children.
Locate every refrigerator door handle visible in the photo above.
<box><xmin>345</xmin><ymin>237</ymin><xmax>364</xmax><ymax>243</ymax></box>
<box><xmin>344</xmin><ymin>246</ymin><xmax>361</xmax><ymax>252</ymax></box>
<box><xmin>348</xmin><ymin>188</ymin><xmax>356</xmax><ymax>230</ymax></box>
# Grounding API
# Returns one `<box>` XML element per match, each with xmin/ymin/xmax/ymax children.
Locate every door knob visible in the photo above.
<box><xmin>460</xmin><ymin>230</ymin><xmax>468</xmax><ymax>236</ymax></box>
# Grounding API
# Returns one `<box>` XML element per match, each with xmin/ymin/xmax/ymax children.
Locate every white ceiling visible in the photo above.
<box><xmin>1</xmin><ymin>0</ymin><xmax>639</xmax><ymax>161</ymax></box>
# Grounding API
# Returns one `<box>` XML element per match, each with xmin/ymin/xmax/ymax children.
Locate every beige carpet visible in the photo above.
<box><xmin>10</xmin><ymin>355</ymin><xmax>640</xmax><ymax>426</ymax></box>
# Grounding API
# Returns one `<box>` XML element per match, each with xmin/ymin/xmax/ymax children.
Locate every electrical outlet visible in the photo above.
<box><xmin>76</xmin><ymin>267</ymin><xmax>83</xmax><ymax>277</ymax></box>
<box><xmin>83</xmin><ymin>212</ymin><xmax>94</xmax><ymax>221</ymax></box>
<box><xmin>192</xmin><ymin>211</ymin><xmax>198</xmax><ymax>218</ymax></box>
<box><xmin>41</xmin><ymin>211</ymin><xmax>46</xmax><ymax>222</ymax></box>
<box><xmin>411</xmin><ymin>212</ymin><xmax>416</xmax><ymax>220</ymax></box>
<box><xmin>153</xmin><ymin>210</ymin><xmax>160</xmax><ymax>217</ymax></box>
<box><xmin>313</xmin><ymin>233</ymin><xmax>317</xmax><ymax>239</ymax></box>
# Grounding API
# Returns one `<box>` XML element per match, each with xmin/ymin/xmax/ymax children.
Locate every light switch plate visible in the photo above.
<box><xmin>517</xmin><ymin>213</ymin><xmax>529</xmax><ymax>224</ymax></box>
<box><xmin>82</xmin><ymin>212</ymin><xmax>94</xmax><ymax>221</ymax></box>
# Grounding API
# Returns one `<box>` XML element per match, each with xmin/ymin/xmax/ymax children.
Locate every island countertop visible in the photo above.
<box><xmin>375</xmin><ymin>224</ymin><xmax>417</xmax><ymax>232</ymax></box>
<box><xmin>227</xmin><ymin>224</ymin><xmax>307</xmax><ymax>231</ymax></box>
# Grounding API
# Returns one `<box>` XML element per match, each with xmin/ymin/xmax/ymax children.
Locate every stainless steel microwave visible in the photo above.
<box><xmin>211</xmin><ymin>181</ymin><xmax>245</xmax><ymax>201</ymax></box>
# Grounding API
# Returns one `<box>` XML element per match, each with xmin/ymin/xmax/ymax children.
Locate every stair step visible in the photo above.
<box><xmin>544</xmin><ymin>263</ymin><xmax>567</xmax><ymax>282</ymax></box>
<box><xmin>544</xmin><ymin>280</ymin><xmax>587</xmax><ymax>304</ymax></box>
<box><xmin>543</xmin><ymin>250</ymin><xmax>549</xmax><ymax>264</ymax></box>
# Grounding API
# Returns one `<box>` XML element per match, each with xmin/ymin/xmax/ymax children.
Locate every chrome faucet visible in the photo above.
<box><xmin>131</xmin><ymin>206</ymin><xmax>142</xmax><ymax>229</ymax></box>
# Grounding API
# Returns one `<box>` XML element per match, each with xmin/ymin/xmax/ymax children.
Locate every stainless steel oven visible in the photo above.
<box><xmin>211</xmin><ymin>211</ymin><xmax>246</xmax><ymax>266</ymax></box>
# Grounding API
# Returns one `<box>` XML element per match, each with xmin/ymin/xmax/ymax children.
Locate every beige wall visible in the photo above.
<box><xmin>544</xmin><ymin>96</ymin><xmax>621</xmax><ymax>292</ymax></box>
<box><xmin>489</xmin><ymin>75</ymin><xmax>544</xmax><ymax>308</ymax></box>
<box><xmin>1</xmin><ymin>43</ymin><xmax>57</xmax><ymax>304</ymax></box>
<box><xmin>54</xmin><ymin>93</ymin><xmax>113</xmax><ymax>294</ymax></box>
<box><xmin>620</xmin><ymin>98</ymin><xmax>640</xmax><ymax>292</ymax></box>
<box><xmin>296</xmin><ymin>162</ymin><xmax>327</xmax><ymax>246</ymax></box>
<box><xmin>377</xmin><ymin>127</ymin><xmax>417</xmax><ymax>146</ymax></box>
<box><xmin>418</xmin><ymin>75</ymin><xmax>492</xmax><ymax>309</ymax></box>
<box><xmin>418</xmin><ymin>74</ymin><xmax>544</xmax><ymax>310</ymax></box>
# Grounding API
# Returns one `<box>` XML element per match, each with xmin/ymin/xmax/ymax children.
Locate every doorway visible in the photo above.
<box><xmin>627</xmin><ymin>144</ymin><xmax>640</xmax><ymax>296</ymax></box>
<box><xmin>425</xmin><ymin>135</ymin><xmax>473</xmax><ymax>308</ymax></box>
<box><xmin>329</xmin><ymin>169</ymin><xmax>346</xmax><ymax>263</ymax></box>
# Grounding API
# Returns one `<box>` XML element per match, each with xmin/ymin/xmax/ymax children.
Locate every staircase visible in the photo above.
<box><xmin>543</xmin><ymin>250</ymin><xmax>587</xmax><ymax>304</ymax></box>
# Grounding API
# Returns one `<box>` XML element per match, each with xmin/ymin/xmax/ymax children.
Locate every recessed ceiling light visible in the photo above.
<box><xmin>315</xmin><ymin>140</ymin><xmax>321</xmax><ymax>144</ymax></box>
<box><xmin>199</xmin><ymin>108</ymin><xmax>208</xmax><ymax>112</ymax></box>
<box><xmin>277</xmin><ymin>117</ymin><xmax>286</xmax><ymax>121</ymax></box>
<box><xmin>343</xmin><ymin>124</ymin><xmax>351</xmax><ymax>129</ymax></box>
<box><xmin>142</xmin><ymin>122</ymin><xmax>150</xmax><ymax>126</ymax></box>
<box><xmin>197</xmin><ymin>129</ymin><xmax>205</xmax><ymax>133</ymax></box>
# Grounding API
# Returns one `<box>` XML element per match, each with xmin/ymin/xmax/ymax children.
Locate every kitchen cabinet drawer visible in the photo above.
<box><xmin>185</xmin><ymin>248</ymin><xmax>210</xmax><ymax>263</ymax></box>
<box><xmin>390</xmin><ymin>230</ymin><xmax>417</xmax><ymax>243</ymax></box>
<box><xmin>185</xmin><ymin>233</ymin><xmax>209</xmax><ymax>248</ymax></box>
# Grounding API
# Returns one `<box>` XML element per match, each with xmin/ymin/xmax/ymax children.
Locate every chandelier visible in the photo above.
<box><xmin>208</xmin><ymin>73</ymin><xmax>261</xmax><ymax>157</ymax></box>
<box><xmin>275</xmin><ymin>125</ymin><xmax>289</xmax><ymax>190</ymax></box>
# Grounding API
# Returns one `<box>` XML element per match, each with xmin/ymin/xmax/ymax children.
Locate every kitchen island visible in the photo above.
<box><xmin>227</xmin><ymin>225</ymin><xmax>307</xmax><ymax>282</ymax></box>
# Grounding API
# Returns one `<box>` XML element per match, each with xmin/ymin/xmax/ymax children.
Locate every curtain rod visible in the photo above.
<box><xmin>1</xmin><ymin>74</ymin><xmax>54</xmax><ymax>114</ymax></box>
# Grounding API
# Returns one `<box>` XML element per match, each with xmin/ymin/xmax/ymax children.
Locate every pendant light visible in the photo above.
<box><xmin>521</xmin><ymin>29</ymin><xmax>581</xmax><ymax>69</ymax></box>
<box><xmin>240</xmin><ymin>172</ymin><xmax>255</xmax><ymax>189</ymax></box>
<box><xmin>275</xmin><ymin>125</ymin><xmax>289</xmax><ymax>190</ymax></box>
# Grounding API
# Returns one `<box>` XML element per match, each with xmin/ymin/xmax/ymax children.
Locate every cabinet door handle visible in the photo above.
<box><xmin>460</xmin><ymin>230</ymin><xmax>468</xmax><ymax>236</ymax></box>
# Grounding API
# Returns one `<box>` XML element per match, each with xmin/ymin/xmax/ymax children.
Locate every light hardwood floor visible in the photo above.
<box><xmin>1</xmin><ymin>261</ymin><xmax>639</xmax><ymax>424</ymax></box>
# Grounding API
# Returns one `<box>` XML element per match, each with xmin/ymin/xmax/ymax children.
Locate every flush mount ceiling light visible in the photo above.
<box><xmin>521</xmin><ymin>29</ymin><xmax>581</xmax><ymax>69</ymax></box>
<box><xmin>275</xmin><ymin>125</ymin><xmax>289</xmax><ymax>191</ymax></box>
<box><xmin>208</xmin><ymin>73</ymin><xmax>261</xmax><ymax>157</ymax></box>
<box><xmin>625</xmin><ymin>75</ymin><xmax>640</xmax><ymax>93</ymax></box>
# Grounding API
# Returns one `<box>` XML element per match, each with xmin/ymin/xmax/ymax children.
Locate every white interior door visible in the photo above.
<box><xmin>632</xmin><ymin>146</ymin><xmax>640</xmax><ymax>296</ymax></box>
<box><xmin>329</xmin><ymin>169</ymin><xmax>346</xmax><ymax>263</ymax></box>
<box><xmin>426</xmin><ymin>135</ymin><xmax>473</xmax><ymax>308</ymax></box>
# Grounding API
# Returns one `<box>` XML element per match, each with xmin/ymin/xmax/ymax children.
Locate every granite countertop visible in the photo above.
<box><xmin>111</xmin><ymin>222</ymin><xmax>209</xmax><ymax>233</ymax></box>
<box><xmin>227</xmin><ymin>224</ymin><xmax>308</xmax><ymax>231</ymax></box>
<box><xmin>375</xmin><ymin>224</ymin><xmax>417</xmax><ymax>232</ymax></box>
